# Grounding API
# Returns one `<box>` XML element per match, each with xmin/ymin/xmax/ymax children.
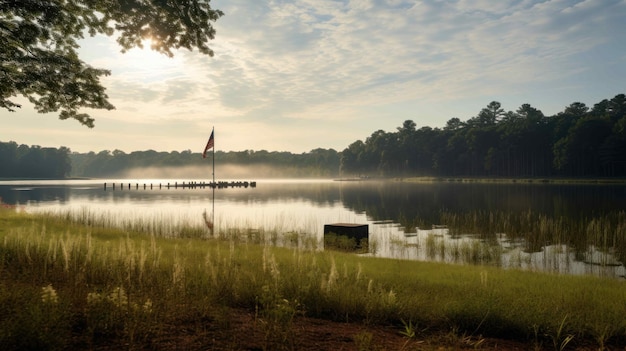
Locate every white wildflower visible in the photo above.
<box><xmin>41</xmin><ymin>284</ymin><xmax>58</xmax><ymax>304</ymax></box>
<box><xmin>108</xmin><ymin>286</ymin><xmax>128</xmax><ymax>307</ymax></box>
<box><xmin>327</xmin><ymin>257</ymin><xmax>338</xmax><ymax>292</ymax></box>
<box><xmin>87</xmin><ymin>292</ymin><xmax>102</xmax><ymax>306</ymax></box>
<box><xmin>386</xmin><ymin>289</ymin><xmax>397</xmax><ymax>306</ymax></box>
<box><xmin>143</xmin><ymin>299</ymin><xmax>153</xmax><ymax>313</ymax></box>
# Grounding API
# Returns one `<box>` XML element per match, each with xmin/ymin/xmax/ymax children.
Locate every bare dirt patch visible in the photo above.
<box><xmin>88</xmin><ymin>308</ymin><xmax>552</xmax><ymax>351</ymax></box>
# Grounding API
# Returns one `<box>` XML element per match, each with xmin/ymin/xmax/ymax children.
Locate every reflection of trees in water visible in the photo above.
<box><xmin>0</xmin><ymin>186</ymin><xmax>71</xmax><ymax>205</ymax></box>
<box><xmin>338</xmin><ymin>182</ymin><xmax>626</xmax><ymax>226</ymax></box>
<box><xmin>337</xmin><ymin>182</ymin><xmax>626</xmax><ymax>262</ymax></box>
<box><xmin>3</xmin><ymin>181</ymin><xmax>626</xmax><ymax>264</ymax></box>
<box><xmin>148</xmin><ymin>181</ymin><xmax>626</xmax><ymax>268</ymax></box>
<box><xmin>339</xmin><ymin>182</ymin><xmax>442</xmax><ymax>230</ymax></box>
<box><xmin>219</xmin><ymin>182</ymin><xmax>341</xmax><ymax>206</ymax></box>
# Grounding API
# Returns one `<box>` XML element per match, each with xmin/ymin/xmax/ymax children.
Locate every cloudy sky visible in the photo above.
<box><xmin>4</xmin><ymin>0</ymin><xmax>626</xmax><ymax>154</ymax></box>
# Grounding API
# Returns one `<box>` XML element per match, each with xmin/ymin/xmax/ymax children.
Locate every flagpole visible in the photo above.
<box><xmin>212</xmin><ymin>126</ymin><xmax>215</xmax><ymax>185</ymax></box>
<box><xmin>211</xmin><ymin>127</ymin><xmax>215</xmax><ymax>235</ymax></box>
<box><xmin>202</xmin><ymin>127</ymin><xmax>216</xmax><ymax>236</ymax></box>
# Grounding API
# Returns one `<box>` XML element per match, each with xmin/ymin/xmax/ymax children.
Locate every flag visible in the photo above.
<box><xmin>202</xmin><ymin>130</ymin><xmax>214</xmax><ymax>158</ymax></box>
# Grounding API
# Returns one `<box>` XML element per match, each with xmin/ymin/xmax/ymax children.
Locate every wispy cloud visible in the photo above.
<box><xmin>7</xmin><ymin>0</ymin><xmax>625</xmax><ymax>153</ymax></box>
<box><xmin>202</xmin><ymin>0</ymin><xmax>625</xmax><ymax>118</ymax></box>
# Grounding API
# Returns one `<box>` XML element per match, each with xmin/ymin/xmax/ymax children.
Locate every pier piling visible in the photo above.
<box><xmin>103</xmin><ymin>180</ymin><xmax>257</xmax><ymax>191</ymax></box>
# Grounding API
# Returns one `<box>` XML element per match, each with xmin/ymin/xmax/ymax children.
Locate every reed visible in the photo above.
<box><xmin>1</xmin><ymin>208</ymin><xmax>626</xmax><ymax>350</ymax></box>
<box><xmin>440</xmin><ymin>209</ymin><xmax>626</xmax><ymax>271</ymax></box>
<box><xmin>37</xmin><ymin>206</ymin><xmax>626</xmax><ymax>277</ymax></box>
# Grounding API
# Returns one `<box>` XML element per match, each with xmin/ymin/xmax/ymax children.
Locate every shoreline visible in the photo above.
<box><xmin>335</xmin><ymin>176</ymin><xmax>626</xmax><ymax>184</ymax></box>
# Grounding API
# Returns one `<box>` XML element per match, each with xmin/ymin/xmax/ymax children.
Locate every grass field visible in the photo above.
<box><xmin>1</xmin><ymin>206</ymin><xmax>625</xmax><ymax>350</ymax></box>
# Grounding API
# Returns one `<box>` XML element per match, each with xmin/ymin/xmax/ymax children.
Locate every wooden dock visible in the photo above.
<box><xmin>104</xmin><ymin>181</ymin><xmax>256</xmax><ymax>191</ymax></box>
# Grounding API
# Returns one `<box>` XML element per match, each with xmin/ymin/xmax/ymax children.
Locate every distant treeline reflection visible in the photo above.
<box><xmin>337</xmin><ymin>181</ymin><xmax>626</xmax><ymax>229</ymax></box>
<box><xmin>337</xmin><ymin>182</ymin><xmax>626</xmax><ymax>266</ymax></box>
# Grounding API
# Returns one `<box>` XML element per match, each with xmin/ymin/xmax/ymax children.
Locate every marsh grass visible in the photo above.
<box><xmin>439</xmin><ymin>209</ymin><xmax>626</xmax><ymax>273</ymax></box>
<box><xmin>32</xmin><ymin>206</ymin><xmax>626</xmax><ymax>277</ymax></box>
<box><xmin>1</xmin><ymin>208</ymin><xmax>626</xmax><ymax>349</ymax></box>
<box><xmin>324</xmin><ymin>232</ymin><xmax>368</xmax><ymax>253</ymax></box>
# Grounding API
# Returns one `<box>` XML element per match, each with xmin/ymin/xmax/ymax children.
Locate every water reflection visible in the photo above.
<box><xmin>374</xmin><ymin>225</ymin><xmax>625</xmax><ymax>278</ymax></box>
<box><xmin>1</xmin><ymin>179</ymin><xmax>625</xmax><ymax>278</ymax></box>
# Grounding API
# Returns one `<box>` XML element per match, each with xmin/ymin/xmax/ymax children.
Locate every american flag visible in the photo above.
<box><xmin>202</xmin><ymin>130</ymin><xmax>214</xmax><ymax>158</ymax></box>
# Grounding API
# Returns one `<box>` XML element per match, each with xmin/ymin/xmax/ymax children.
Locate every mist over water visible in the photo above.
<box><xmin>118</xmin><ymin>164</ymin><xmax>315</xmax><ymax>180</ymax></box>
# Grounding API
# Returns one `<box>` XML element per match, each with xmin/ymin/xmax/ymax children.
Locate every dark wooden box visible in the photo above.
<box><xmin>323</xmin><ymin>223</ymin><xmax>369</xmax><ymax>240</ymax></box>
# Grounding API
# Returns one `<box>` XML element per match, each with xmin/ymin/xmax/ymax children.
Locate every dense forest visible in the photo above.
<box><xmin>342</xmin><ymin>93</ymin><xmax>626</xmax><ymax>177</ymax></box>
<box><xmin>2</xmin><ymin>93</ymin><xmax>625</xmax><ymax>179</ymax></box>
<box><xmin>0</xmin><ymin>142</ymin><xmax>71</xmax><ymax>178</ymax></box>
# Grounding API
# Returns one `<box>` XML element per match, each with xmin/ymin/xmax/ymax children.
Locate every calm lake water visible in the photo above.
<box><xmin>2</xmin><ymin>178</ymin><xmax>626</xmax><ymax>278</ymax></box>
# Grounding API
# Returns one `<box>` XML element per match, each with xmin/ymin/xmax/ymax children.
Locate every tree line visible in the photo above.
<box><xmin>3</xmin><ymin>93</ymin><xmax>625</xmax><ymax>179</ymax></box>
<box><xmin>69</xmin><ymin>148</ymin><xmax>341</xmax><ymax>178</ymax></box>
<box><xmin>0</xmin><ymin>141</ymin><xmax>71</xmax><ymax>178</ymax></box>
<box><xmin>341</xmin><ymin>93</ymin><xmax>626</xmax><ymax>177</ymax></box>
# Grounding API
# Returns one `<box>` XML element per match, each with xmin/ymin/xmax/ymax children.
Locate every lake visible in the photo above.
<box><xmin>1</xmin><ymin>178</ymin><xmax>625</xmax><ymax>278</ymax></box>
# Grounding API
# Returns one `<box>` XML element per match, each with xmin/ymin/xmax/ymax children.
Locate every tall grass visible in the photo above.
<box><xmin>1</xmin><ymin>207</ymin><xmax>626</xmax><ymax>349</ymax></box>
<box><xmin>36</xmin><ymin>207</ymin><xmax>626</xmax><ymax>276</ymax></box>
<box><xmin>440</xmin><ymin>209</ymin><xmax>626</xmax><ymax>272</ymax></box>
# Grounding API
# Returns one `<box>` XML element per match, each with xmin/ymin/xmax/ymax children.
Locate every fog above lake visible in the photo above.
<box><xmin>117</xmin><ymin>164</ymin><xmax>307</xmax><ymax>180</ymax></box>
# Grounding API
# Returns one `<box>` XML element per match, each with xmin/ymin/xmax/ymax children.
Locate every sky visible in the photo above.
<box><xmin>3</xmin><ymin>0</ymin><xmax>626</xmax><ymax>154</ymax></box>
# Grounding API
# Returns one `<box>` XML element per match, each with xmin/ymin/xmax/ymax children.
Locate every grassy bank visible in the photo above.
<box><xmin>1</xmin><ymin>208</ymin><xmax>625</xmax><ymax>350</ymax></box>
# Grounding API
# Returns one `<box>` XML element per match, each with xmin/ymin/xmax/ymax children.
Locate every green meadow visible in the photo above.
<box><xmin>1</xmin><ymin>207</ymin><xmax>625</xmax><ymax>350</ymax></box>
